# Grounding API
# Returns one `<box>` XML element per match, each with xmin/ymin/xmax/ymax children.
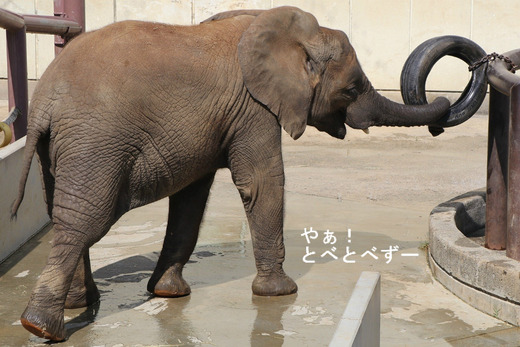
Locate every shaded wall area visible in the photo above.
<box><xmin>0</xmin><ymin>138</ymin><xmax>50</xmax><ymax>262</ymax></box>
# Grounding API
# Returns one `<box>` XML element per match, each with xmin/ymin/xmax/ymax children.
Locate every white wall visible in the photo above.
<box><xmin>1</xmin><ymin>0</ymin><xmax>520</xmax><ymax>92</ymax></box>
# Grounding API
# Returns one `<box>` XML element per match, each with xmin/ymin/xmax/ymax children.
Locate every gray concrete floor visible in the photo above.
<box><xmin>2</xmin><ymin>96</ymin><xmax>520</xmax><ymax>345</ymax></box>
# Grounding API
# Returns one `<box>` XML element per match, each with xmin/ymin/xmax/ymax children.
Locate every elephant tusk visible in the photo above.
<box><xmin>362</xmin><ymin>128</ymin><xmax>370</xmax><ymax>134</ymax></box>
<box><xmin>0</xmin><ymin>122</ymin><xmax>12</xmax><ymax>148</ymax></box>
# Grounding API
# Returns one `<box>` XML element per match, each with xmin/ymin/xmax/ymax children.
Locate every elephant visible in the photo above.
<box><xmin>11</xmin><ymin>6</ymin><xmax>450</xmax><ymax>341</ymax></box>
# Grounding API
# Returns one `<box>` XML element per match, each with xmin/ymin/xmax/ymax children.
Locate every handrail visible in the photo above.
<box><xmin>0</xmin><ymin>9</ymin><xmax>82</xmax><ymax>36</ymax></box>
<box><xmin>0</xmin><ymin>8</ymin><xmax>24</xmax><ymax>31</ymax></box>
<box><xmin>0</xmin><ymin>3</ymin><xmax>84</xmax><ymax>144</ymax></box>
<box><xmin>23</xmin><ymin>14</ymin><xmax>82</xmax><ymax>37</ymax></box>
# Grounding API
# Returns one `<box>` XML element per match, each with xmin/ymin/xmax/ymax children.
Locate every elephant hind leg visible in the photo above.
<box><xmin>21</xmin><ymin>227</ymin><xmax>85</xmax><ymax>341</ymax></box>
<box><xmin>21</xmin><ymin>316</ymin><xmax>62</xmax><ymax>341</ymax></box>
<box><xmin>65</xmin><ymin>249</ymin><xmax>100</xmax><ymax>309</ymax></box>
<box><xmin>21</xmin><ymin>220</ymin><xmax>113</xmax><ymax>341</ymax></box>
<box><xmin>36</xmin><ymin>133</ymin><xmax>55</xmax><ymax>218</ymax></box>
<box><xmin>21</xmin><ymin>171</ymin><xmax>122</xmax><ymax>340</ymax></box>
<box><xmin>151</xmin><ymin>263</ymin><xmax>191</xmax><ymax>297</ymax></box>
<box><xmin>148</xmin><ymin>173</ymin><xmax>215</xmax><ymax>297</ymax></box>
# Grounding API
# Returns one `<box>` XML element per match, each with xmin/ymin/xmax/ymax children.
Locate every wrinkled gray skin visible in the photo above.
<box><xmin>12</xmin><ymin>7</ymin><xmax>449</xmax><ymax>341</ymax></box>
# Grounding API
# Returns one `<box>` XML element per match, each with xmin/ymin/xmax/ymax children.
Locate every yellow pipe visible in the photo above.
<box><xmin>0</xmin><ymin>122</ymin><xmax>12</xmax><ymax>147</ymax></box>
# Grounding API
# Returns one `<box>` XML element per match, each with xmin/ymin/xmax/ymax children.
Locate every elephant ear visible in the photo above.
<box><xmin>238</xmin><ymin>6</ymin><xmax>321</xmax><ymax>139</ymax></box>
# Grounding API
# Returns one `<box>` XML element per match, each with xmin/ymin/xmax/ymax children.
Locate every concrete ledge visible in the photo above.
<box><xmin>429</xmin><ymin>189</ymin><xmax>520</xmax><ymax>325</ymax></box>
<box><xmin>329</xmin><ymin>271</ymin><xmax>381</xmax><ymax>347</ymax></box>
<box><xmin>0</xmin><ymin>137</ymin><xmax>50</xmax><ymax>263</ymax></box>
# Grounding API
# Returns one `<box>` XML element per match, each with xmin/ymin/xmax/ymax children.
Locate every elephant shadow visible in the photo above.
<box><xmin>63</xmin><ymin>240</ymin><xmax>309</xmax><ymax>344</ymax></box>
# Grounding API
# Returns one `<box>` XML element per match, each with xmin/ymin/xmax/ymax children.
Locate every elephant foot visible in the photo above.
<box><xmin>148</xmin><ymin>263</ymin><xmax>191</xmax><ymax>297</ymax></box>
<box><xmin>21</xmin><ymin>305</ymin><xmax>66</xmax><ymax>342</ymax></box>
<box><xmin>65</xmin><ymin>282</ymin><xmax>100</xmax><ymax>309</ymax></box>
<box><xmin>252</xmin><ymin>270</ymin><xmax>298</xmax><ymax>296</ymax></box>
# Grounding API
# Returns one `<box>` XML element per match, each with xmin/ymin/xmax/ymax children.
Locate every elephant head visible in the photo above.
<box><xmin>224</xmin><ymin>7</ymin><xmax>450</xmax><ymax>139</ymax></box>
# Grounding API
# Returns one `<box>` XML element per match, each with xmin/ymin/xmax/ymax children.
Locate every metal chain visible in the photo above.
<box><xmin>468</xmin><ymin>52</ymin><xmax>519</xmax><ymax>73</ymax></box>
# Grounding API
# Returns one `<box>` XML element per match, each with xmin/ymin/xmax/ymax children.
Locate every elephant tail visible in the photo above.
<box><xmin>10</xmin><ymin>113</ymin><xmax>49</xmax><ymax>220</ymax></box>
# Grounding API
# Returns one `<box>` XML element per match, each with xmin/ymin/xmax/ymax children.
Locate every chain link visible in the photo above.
<box><xmin>468</xmin><ymin>52</ymin><xmax>519</xmax><ymax>73</ymax></box>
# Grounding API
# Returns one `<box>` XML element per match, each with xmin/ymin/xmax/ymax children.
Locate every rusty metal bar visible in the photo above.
<box><xmin>507</xmin><ymin>84</ymin><xmax>520</xmax><ymax>260</ymax></box>
<box><xmin>485</xmin><ymin>86</ymin><xmax>508</xmax><ymax>250</ymax></box>
<box><xmin>54</xmin><ymin>0</ymin><xmax>85</xmax><ymax>54</ymax></box>
<box><xmin>486</xmin><ymin>49</ymin><xmax>520</xmax><ymax>260</ymax></box>
<box><xmin>487</xmin><ymin>51</ymin><xmax>520</xmax><ymax>94</ymax></box>
<box><xmin>54</xmin><ymin>0</ymin><xmax>85</xmax><ymax>29</ymax></box>
<box><xmin>6</xmin><ymin>27</ymin><xmax>28</xmax><ymax>142</ymax></box>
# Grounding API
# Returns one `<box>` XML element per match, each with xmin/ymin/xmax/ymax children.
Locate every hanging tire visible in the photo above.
<box><xmin>400</xmin><ymin>35</ymin><xmax>488</xmax><ymax>134</ymax></box>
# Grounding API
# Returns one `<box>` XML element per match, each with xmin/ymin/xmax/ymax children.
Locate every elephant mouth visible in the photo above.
<box><xmin>344</xmin><ymin>111</ymin><xmax>371</xmax><ymax>134</ymax></box>
<box><xmin>344</xmin><ymin>110</ymin><xmax>365</xmax><ymax>130</ymax></box>
<box><xmin>332</xmin><ymin>110</ymin><xmax>348</xmax><ymax>139</ymax></box>
<box><xmin>313</xmin><ymin>110</ymin><xmax>347</xmax><ymax>139</ymax></box>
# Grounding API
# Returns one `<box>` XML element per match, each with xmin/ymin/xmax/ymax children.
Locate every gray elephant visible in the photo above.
<box><xmin>12</xmin><ymin>6</ymin><xmax>449</xmax><ymax>341</ymax></box>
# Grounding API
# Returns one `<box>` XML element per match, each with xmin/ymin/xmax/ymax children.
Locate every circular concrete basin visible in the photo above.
<box><xmin>429</xmin><ymin>189</ymin><xmax>520</xmax><ymax>325</ymax></box>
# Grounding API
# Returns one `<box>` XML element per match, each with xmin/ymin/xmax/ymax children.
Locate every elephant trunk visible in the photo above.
<box><xmin>346</xmin><ymin>86</ymin><xmax>450</xmax><ymax>129</ymax></box>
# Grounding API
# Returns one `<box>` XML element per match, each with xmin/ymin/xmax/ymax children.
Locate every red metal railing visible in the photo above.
<box><xmin>0</xmin><ymin>0</ymin><xmax>84</xmax><ymax>143</ymax></box>
<box><xmin>485</xmin><ymin>49</ymin><xmax>520</xmax><ymax>260</ymax></box>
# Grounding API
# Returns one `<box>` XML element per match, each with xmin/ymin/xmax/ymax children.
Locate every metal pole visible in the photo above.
<box><xmin>485</xmin><ymin>86</ymin><xmax>509</xmax><ymax>250</ymax></box>
<box><xmin>54</xmin><ymin>0</ymin><xmax>85</xmax><ymax>55</ymax></box>
<box><xmin>507</xmin><ymin>84</ymin><xmax>520</xmax><ymax>260</ymax></box>
<box><xmin>6</xmin><ymin>27</ymin><xmax>28</xmax><ymax>141</ymax></box>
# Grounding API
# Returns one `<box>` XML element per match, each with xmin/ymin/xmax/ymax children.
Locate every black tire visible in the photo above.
<box><xmin>400</xmin><ymin>35</ymin><xmax>488</xmax><ymax>131</ymax></box>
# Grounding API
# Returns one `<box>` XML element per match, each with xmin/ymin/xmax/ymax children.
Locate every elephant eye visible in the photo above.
<box><xmin>342</xmin><ymin>87</ymin><xmax>359</xmax><ymax>100</ymax></box>
<box><xmin>306</xmin><ymin>57</ymin><xmax>316</xmax><ymax>74</ymax></box>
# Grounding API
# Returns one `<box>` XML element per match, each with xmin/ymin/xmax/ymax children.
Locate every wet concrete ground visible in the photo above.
<box><xmin>2</xmin><ymin>106</ymin><xmax>520</xmax><ymax>346</ymax></box>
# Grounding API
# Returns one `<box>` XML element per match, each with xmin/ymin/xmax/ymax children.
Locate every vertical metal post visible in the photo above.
<box><xmin>507</xmin><ymin>84</ymin><xmax>520</xmax><ymax>260</ymax></box>
<box><xmin>54</xmin><ymin>0</ymin><xmax>85</xmax><ymax>55</ymax></box>
<box><xmin>6</xmin><ymin>27</ymin><xmax>28</xmax><ymax>141</ymax></box>
<box><xmin>485</xmin><ymin>86</ymin><xmax>509</xmax><ymax>250</ymax></box>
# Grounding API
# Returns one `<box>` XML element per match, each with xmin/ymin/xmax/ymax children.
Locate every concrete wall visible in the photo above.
<box><xmin>0</xmin><ymin>137</ymin><xmax>50</xmax><ymax>263</ymax></box>
<box><xmin>1</xmin><ymin>0</ymin><xmax>519</xmax><ymax>91</ymax></box>
<box><xmin>330</xmin><ymin>271</ymin><xmax>381</xmax><ymax>346</ymax></box>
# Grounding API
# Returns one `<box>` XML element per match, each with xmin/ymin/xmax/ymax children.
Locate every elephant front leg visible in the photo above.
<box><xmin>147</xmin><ymin>173</ymin><xmax>215</xmax><ymax>297</ymax></box>
<box><xmin>229</xmin><ymin>149</ymin><xmax>297</xmax><ymax>296</ymax></box>
<box><xmin>244</xmin><ymin>180</ymin><xmax>297</xmax><ymax>296</ymax></box>
<box><xmin>65</xmin><ymin>249</ymin><xmax>100</xmax><ymax>309</ymax></box>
